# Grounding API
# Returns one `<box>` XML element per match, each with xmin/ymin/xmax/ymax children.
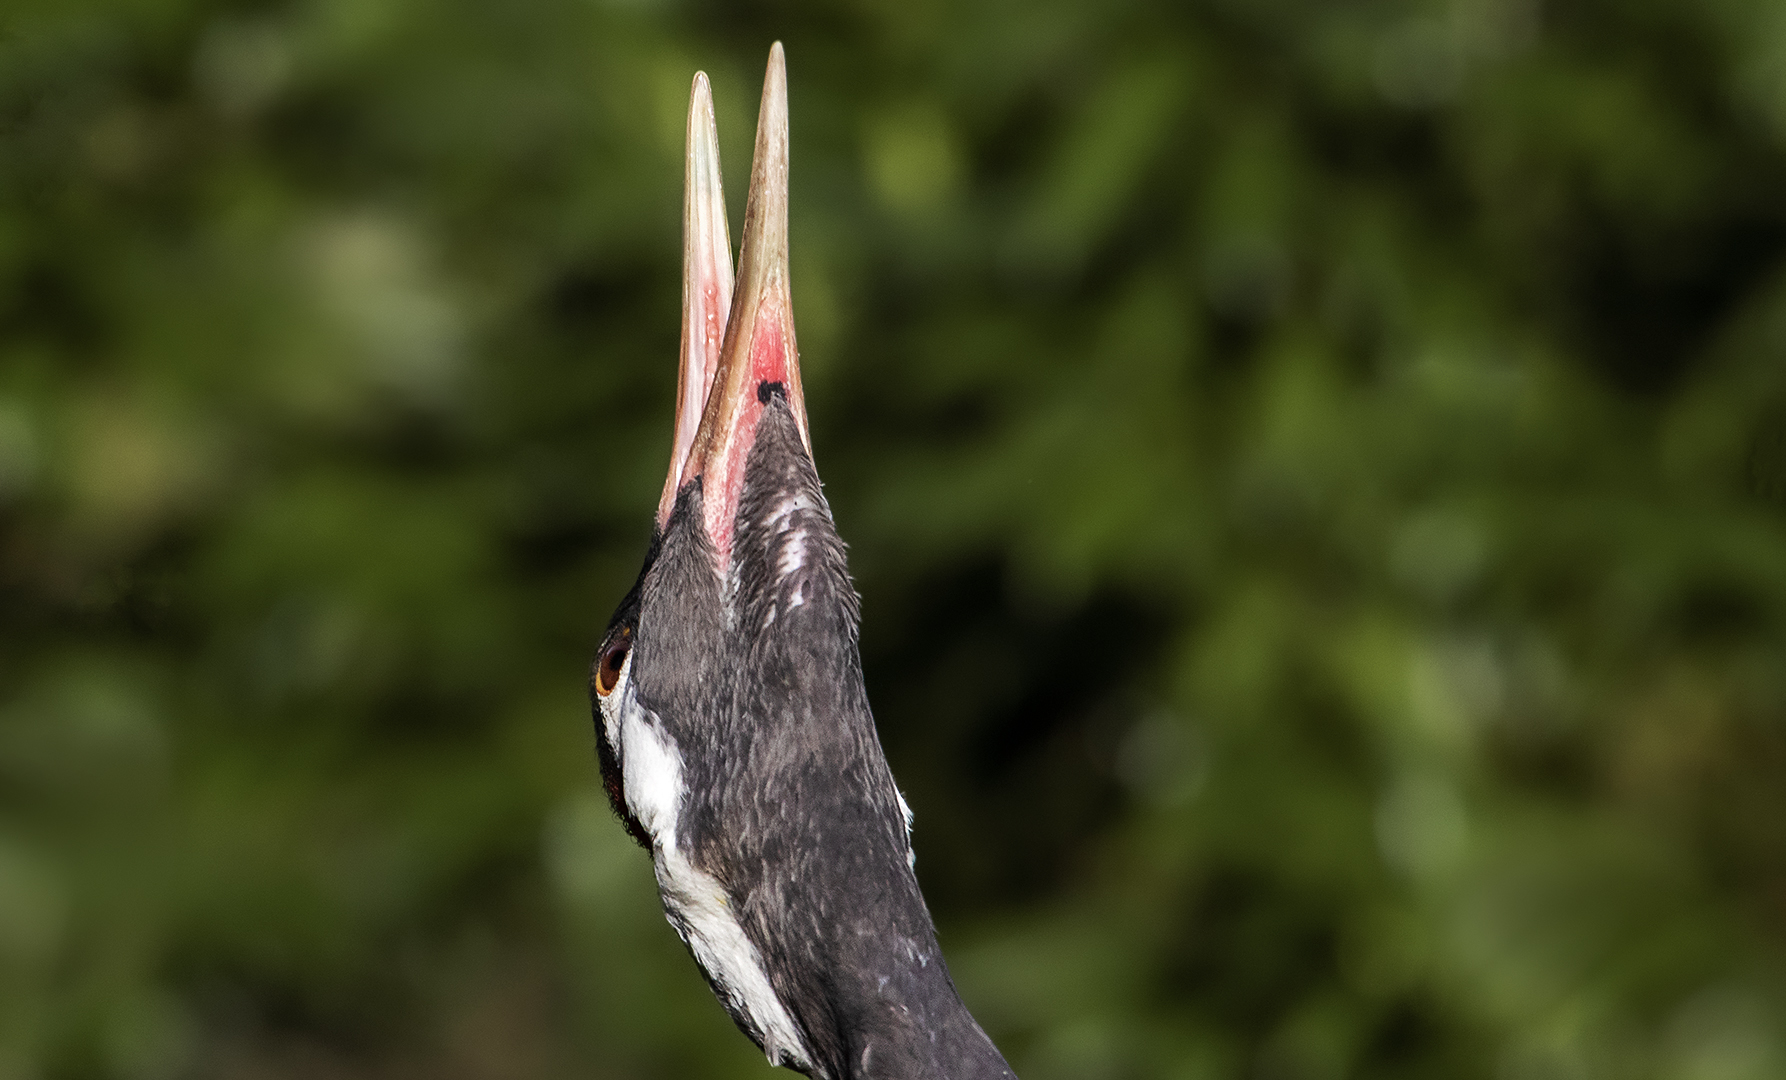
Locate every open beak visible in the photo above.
<box><xmin>659</xmin><ymin>43</ymin><xmax>810</xmax><ymax>566</ymax></box>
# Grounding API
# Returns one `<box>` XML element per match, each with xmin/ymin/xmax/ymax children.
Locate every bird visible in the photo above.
<box><xmin>589</xmin><ymin>43</ymin><xmax>1017</xmax><ymax>1080</ymax></box>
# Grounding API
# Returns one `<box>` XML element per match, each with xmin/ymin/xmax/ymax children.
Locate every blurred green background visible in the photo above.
<box><xmin>4</xmin><ymin>0</ymin><xmax>1786</xmax><ymax>1077</ymax></box>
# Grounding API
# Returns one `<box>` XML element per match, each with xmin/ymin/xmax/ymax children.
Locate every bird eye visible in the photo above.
<box><xmin>595</xmin><ymin>630</ymin><xmax>632</xmax><ymax>697</ymax></box>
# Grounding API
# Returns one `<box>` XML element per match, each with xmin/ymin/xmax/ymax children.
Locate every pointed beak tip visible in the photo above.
<box><xmin>766</xmin><ymin>43</ymin><xmax>787</xmax><ymax>107</ymax></box>
<box><xmin>689</xmin><ymin>71</ymin><xmax>716</xmax><ymax>127</ymax></box>
<box><xmin>661</xmin><ymin>63</ymin><xmax>736</xmax><ymax>530</ymax></box>
<box><xmin>665</xmin><ymin>42</ymin><xmax>810</xmax><ymax>551</ymax></box>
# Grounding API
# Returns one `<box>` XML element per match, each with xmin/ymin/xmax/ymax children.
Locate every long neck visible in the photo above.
<box><xmin>720</xmin><ymin>407</ymin><xmax>1016</xmax><ymax>1078</ymax></box>
<box><xmin>722</xmin><ymin>718</ymin><xmax>1016</xmax><ymax>1079</ymax></box>
<box><xmin>812</xmin><ymin>911</ymin><xmax>1015</xmax><ymax>1080</ymax></box>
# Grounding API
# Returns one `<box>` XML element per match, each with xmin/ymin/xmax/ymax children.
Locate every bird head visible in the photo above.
<box><xmin>590</xmin><ymin>38</ymin><xmax>847</xmax><ymax>824</ymax></box>
<box><xmin>585</xmin><ymin>47</ymin><xmax>1013</xmax><ymax>1079</ymax></box>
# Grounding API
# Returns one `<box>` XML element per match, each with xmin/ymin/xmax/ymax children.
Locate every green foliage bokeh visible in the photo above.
<box><xmin>2</xmin><ymin>0</ymin><xmax>1785</xmax><ymax>1077</ymax></box>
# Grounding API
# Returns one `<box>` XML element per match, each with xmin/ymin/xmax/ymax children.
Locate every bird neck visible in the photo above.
<box><xmin>802</xmin><ymin>911</ymin><xmax>1015</xmax><ymax>1080</ymax></box>
<box><xmin>712</xmin><ymin>407</ymin><xmax>1015</xmax><ymax>1078</ymax></box>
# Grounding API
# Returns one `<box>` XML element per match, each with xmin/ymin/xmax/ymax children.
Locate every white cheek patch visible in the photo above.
<box><xmin>614</xmin><ymin>696</ymin><xmax>814</xmax><ymax>1074</ymax></box>
<box><xmin>595</xmin><ymin>649</ymin><xmax>631</xmax><ymax>763</ymax></box>
<box><xmin>619</xmin><ymin>702</ymin><xmax>681</xmax><ymax>841</ymax></box>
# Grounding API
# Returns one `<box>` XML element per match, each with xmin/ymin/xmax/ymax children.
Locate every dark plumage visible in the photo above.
<box><xmin>589</xmin><ymin>44</ymin><xmax>1015</xmax><ymax>1080</ymax></box>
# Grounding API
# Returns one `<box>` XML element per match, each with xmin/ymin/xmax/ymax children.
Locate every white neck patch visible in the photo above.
<box><xmin>603</xmin><ymin>680</ymin><xmax>818</xmax><ymax>1075</ymax></box>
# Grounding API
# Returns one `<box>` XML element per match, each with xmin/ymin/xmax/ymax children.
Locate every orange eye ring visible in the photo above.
<box><xmin>595</xmin><ymin>629</ymin><xmax>632</xmax><ymax>698</ymax></box>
